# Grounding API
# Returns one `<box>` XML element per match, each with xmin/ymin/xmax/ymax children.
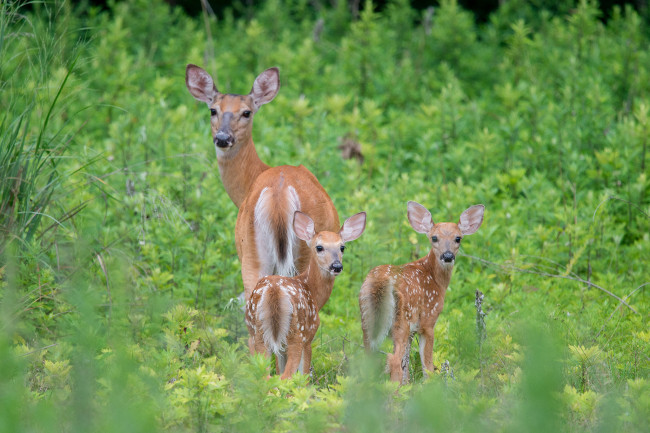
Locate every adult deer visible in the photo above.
<box><xmin>358</xmin><ymin>202</ymin><xmax>484</xmax><ymax>383</ymax></box>
<box><xmin>246</xmin><ymin>210</ymin><xmax>366</xmax><ymax>379</ymax></box>
<box><xmin>185</xmin><ymin>65</ymin><xmax>339</xmax><ymax>301</ymax></box>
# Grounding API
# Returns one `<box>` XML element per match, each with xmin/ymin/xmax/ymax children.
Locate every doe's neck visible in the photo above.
<box><xmin>217</xmin><ymin>137</ymin><xmax>269</xmax><ymax>207</ymax></box>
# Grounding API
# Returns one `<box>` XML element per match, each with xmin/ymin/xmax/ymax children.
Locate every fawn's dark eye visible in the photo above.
<box><xmin>340</xmin><ymin>245</ymin><xmax>345</xmax><ymax>253</ymax></box>
<box><xmin>210</xmin><ymin>108</ymin><xmax>217</xmax><ymax>116</ymax></box>
<box><xmin>316</xmin><ymin>245</ymin><xmax>324</xmax><ymax>252</ymax></box>
<box><xmin>431</xmin><ymin>236</ymin><xmax>438</xmax><ymax>243</ymax></box>
<box><xmin>455</xmin><ymin>236</ymin><xmax>462</xmax><ymax>243</ymax></box>
<box><xmin>242</xmin><ymin>110</ymin><xmax>251</xmax><ymax>118</ymax></box>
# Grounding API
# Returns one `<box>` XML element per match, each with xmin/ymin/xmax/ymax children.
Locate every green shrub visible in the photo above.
<box><xmin>0</xmin><ymin>0</ymin><xmax>648</xmax><ymax>431</ymax></box>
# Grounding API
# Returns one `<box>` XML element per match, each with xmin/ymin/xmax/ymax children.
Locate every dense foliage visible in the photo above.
<box><xmin>1</xmin><ymin>0</ymin><xmax>648</xmax><ymax>431</ymax></box>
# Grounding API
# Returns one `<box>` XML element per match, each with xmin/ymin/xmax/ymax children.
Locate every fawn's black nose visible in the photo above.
<box><xmin>441</xmin><ymin>251</ymin><xmax>455</xmax><ymax>263</ymax></box>
<box><xmin>214</xmin><ymin>131</ymin><xmax>233</xmax><ymax>148</ymax></box>
<box><xmin>330</xmin><ymin>261</ymin><xmax>343</xmax><ymax>274</ymax></box>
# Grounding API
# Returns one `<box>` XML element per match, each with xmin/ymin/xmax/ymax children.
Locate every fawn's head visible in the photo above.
<box><xmin>185</xmin><ymin>64</ymin><xmax>280</xmax><ymax>156</ymax></box>
<box><xmin>293</xmin><ymin>211</ymin><xmax>366</xmax><ymax>277</ymax></box>
<box><xmin>407</xmin><ymin>202</ymin><xmax>484</xmax><ymax>269</ymax></box>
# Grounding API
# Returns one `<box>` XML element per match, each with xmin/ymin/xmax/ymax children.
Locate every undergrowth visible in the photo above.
<box><xmin>0</xmin><ymin>0</ymin><xmax>648</xmax><ymax>431</ymax></box>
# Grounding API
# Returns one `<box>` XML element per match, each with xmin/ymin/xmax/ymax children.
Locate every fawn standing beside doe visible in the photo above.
<box><xmin>185</xmin><ymin>65</ymin><xmax>339</xmax><ymax>303</ymax></box>
<box><xmin>359</xmin><ymin>202</ymin><xmax>484</xmax><ymax>383</ymax></box>
<box><xmin>246</xmin><ymin>211</ymin><xmax>366</xmax><ymax>379</ymax></box>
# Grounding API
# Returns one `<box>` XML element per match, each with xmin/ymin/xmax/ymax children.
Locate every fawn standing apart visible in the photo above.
<box><xmin>246</xmin><ymin>211</ymin><xmax>366</xmax><ymax>379</ymax></box>
<box><xmin>359</xmin><ymin>202</ymin><xmax>484</xmax><ymax>383</ymax></box>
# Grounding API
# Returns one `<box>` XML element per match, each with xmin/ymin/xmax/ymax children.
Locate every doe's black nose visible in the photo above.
<box><xmin>331</xmin><ymin>262</ymin><xmax>343</xmax><ymax>273</ymax></box>
<box><xmin>214</xmin><ymin>131</ymin><xmax>233</xmax><ymax>148</ymax></box>
<box><xmin>441</xmin><ymin>251</ymin><xmax>455</xmax><ymax>263</ymax></box>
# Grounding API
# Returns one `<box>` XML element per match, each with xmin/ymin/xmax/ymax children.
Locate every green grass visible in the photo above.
<box><xmin>0</xmin><ymin>0</ymin><xmax>648</xmax><ymax>431</ymax></box>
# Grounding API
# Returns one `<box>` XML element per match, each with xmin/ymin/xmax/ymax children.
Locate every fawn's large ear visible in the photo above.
<box><xmin>339</xmin><ymin>212</ymin><xmax>366</xmax><ymax>243</ymax></box>
<box><xmin>293</xmin><ymin>211</ymin><xmax>315</xmax><ymax>242</ymax></box>
<box><xmin>186</xmin><ymin>64</ymin><xmax>218</xmax><ymax>105</ymax></box>
<box><xmin>250</xmin><ymin>67</ymin><xmax>280</xmax><ymax>111</ymax></box>
<box><xmin>458</xmin><ymin>205</ymin><xmax>485</xmax><ymax>235</ymax></box>
<box><xmin>407</xmin><ymin>201</ymin><xmax>434</xmax><ymax>234</ymax></box>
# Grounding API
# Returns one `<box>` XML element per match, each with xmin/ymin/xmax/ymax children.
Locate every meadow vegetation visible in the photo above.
<box><xmin>0</xmin><ymin>0</ymin><xmax>648</xmax><ymax>431</ymax></box>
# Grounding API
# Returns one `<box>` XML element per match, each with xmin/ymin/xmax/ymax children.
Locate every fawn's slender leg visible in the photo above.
<box><xmin>276</xmin><ymin>350</ymin><xmax>288</xmax><ymax>375</ymax></box>
<box><xmin>253</xmin><ymin>329</ymin><xmax>267</xmax><ymax>355</ymax></box>
<box><xmin>401</xmin><ymin>333</ymin><xmax>414</xmax><ymax>383</ymax></box>
<box><xmin>388</xmin><ymin>323</ymin><xmax>410</xmax><ymax>383</ymax></box>
<box><xmin>280</xmin><ymin>339</ymin><xmax>303</xmax><ymax>380</ymax></box>
<box><xmin>299</xmin><ymin>342</ymin><xmax>312</xmax><ymax>376</ymax></box>
<box><xmin>253</xmin><ymin>329</ymin><xmax>274</xmax><ymax>377</ymax></box>
<box><xmin>419</xmin><ymin>326</ymin><xmax>435</xmax><ymax>377</ymax></box>
<box><xmin>246</xmin><ymin>324</ymin><xmax>256</xmax><ymax>355</ymax></box>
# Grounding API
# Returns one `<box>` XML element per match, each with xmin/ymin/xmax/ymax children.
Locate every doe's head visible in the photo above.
<box><xmin>293</xmin><ymin>211</ymin><xmax>366</xmax><ymax>276</ymax></box>
<box><xmin>407</xmin><ymin>201</ymin><xmax>484</xmax><ymax>269</ymax></box>
<box><xmin>185</xmin><ymin>64</ymin><xmax>280</xmax><ymax>154</ymax></box>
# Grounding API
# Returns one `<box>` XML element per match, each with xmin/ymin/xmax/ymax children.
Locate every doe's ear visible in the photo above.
<box><xmin>293</xmin><ymin>211</ymin><xmax>315</xmax><ymax>242</ymax></box>
<box><xmin>458</xmin><ymin>205</ymin><xmax>485</xmax><ymax>235</ymax></box>
<box><xmin>407</xmin><ymin>201</ymin><xmax>434</xmax><ymax>234</ymax></box>
<box><xmin>186</xmin><ymin>64</ymin><xmax>218</xmax><ymax>105</ymax></box>
<box><xmin>339</xmin><ymin>212</ymin><xmax>366</xmax><ymax>243</ymax></box>
<box><xmin>250</xmin><ymin>67</ymin><xmax>280</xmax><ymax>111</ymax></box>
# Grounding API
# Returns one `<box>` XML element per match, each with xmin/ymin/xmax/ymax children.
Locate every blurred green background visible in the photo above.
<box><xmin>1</xmin><ymin>0</ymin><xmax>648</xmax><ymax>431</ymax></box>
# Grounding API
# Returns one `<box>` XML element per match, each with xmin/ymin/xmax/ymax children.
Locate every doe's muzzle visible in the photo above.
<box><xmin>214</xmin><ymin>131</ymin><xmax>233</xmax><ymax>148</ymax></box>
<box><xmin>330</xmin><ymin>261</ymin><xmax>343</xmax><ymax>274</ymax></box>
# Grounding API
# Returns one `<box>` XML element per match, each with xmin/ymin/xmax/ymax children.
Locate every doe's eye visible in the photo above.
<box><xmin>210</xmin><ymin>108</ymin><xmax>217</xmax><ymax>116</ymax></box>
<box><xmin>340</xmin><ymin>245</ymin><xmax>345</xmax><ymax>253</ymax></box>
<box><xmin>316</xmin><ymin>245</ymin><xmax>324</xmax><ymax>252</ymax></box>
<box><xmin>455</xmin><ymin>236</ymin><xmax>462</xmax><ymax>243</ymax></box>
<box><xmin>242</xmin><ymin>110</ymin><xmax>251</xmax><ymax>118</ymax></box>
<box><xmin>431</xmin><ymin>236</ymin><xmax>438</xmax><ymax>243</ymax></box>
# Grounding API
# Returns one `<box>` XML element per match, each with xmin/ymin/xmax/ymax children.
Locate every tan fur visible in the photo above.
<box><xmin>359</xmin><ymin>203</ymin><xmax>484</xmax><ymax>383</ymax></box>
<box><xmin>186</xmin><ymin>65</ymin><xmax>339</xmax><ymax>304</ymax></box>
<box><xmin>246</xmin><ymin>212</ymin><xmax>366</xmax><ymax>379</ymax></box>
<box><xmin>237</xmin><ymin>166</ymin><xmax>339</xmax><ymax>297</ymax></box>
